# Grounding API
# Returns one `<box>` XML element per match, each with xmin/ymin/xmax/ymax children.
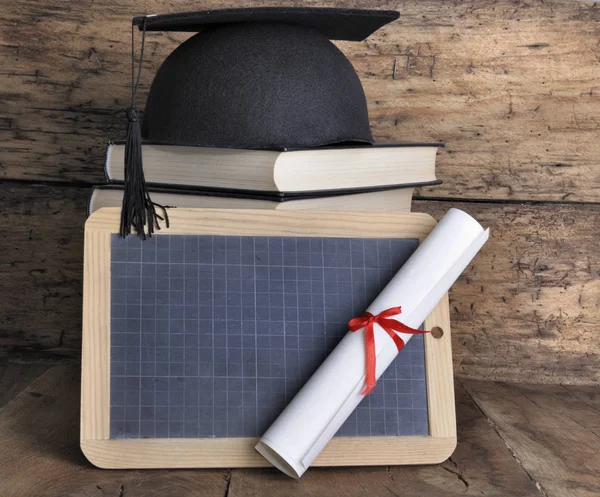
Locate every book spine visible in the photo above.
<box><xmin>104</xmin><ymin>142</ymin><xmax>113</xmax><ymax>182</ymax></box>
<box><xmin>87</xmin><ymin>186</ymin><xmax>99</xmax><ymax>217</ymax></box>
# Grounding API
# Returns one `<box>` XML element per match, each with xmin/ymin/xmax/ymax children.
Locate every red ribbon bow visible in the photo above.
<box><xmin>349</xmin><ymin>306</ymin><xmax>430</xmax><ymax>395</ymax></box>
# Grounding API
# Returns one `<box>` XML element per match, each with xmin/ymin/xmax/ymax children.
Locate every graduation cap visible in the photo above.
<box><xmin>120</xmin><ymin>7</ymin><xmax>399</xmax><ymax>238</ymax></box>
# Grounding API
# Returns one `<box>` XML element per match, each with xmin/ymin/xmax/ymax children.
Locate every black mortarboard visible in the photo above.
<box><xmin>120</xmin><ymin>7</ymin><xmax>399</xmax><ymax>238</ymax></box>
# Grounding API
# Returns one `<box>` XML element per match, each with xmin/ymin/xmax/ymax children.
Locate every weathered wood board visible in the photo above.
<box><xmin>421</xmin><ymin>200</ymin><xmax>600</xmax><ymax>384</ymax></box>
<box><xmin>1</xmin><ymin>0</ymin><xmax>599</xmax><ymax>202</ymax></box>
<box><xmin>0</xmin><ymin>363</ymin><xmax>49</xmax><ymax>409</ymax></box>
<box><xmin>1</xmin><ymin>183</ymin><xmax>598</xmax><ymax>384</ymax></box>
<box><xmin>463</xmin><ymin>379</ymin><xmax>600</xmax><ymax>497</ymax></box>
<box><xmin>0</xmin><ymin>183</ymin><xmax>86</xmax><ymax>360</ymax></box>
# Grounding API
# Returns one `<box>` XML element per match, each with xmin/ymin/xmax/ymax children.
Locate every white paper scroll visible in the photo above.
<box><xmin>255</xmin><ymin>208</ymin><xmax>489</xmax><ymax>478</ymax></box>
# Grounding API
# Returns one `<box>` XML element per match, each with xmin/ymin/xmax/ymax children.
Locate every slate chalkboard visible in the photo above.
<box><xmin>109</xmin><ymin>234</ymin><xmax>428</xmax><ymax>440</ymax></box>
<box><xmin>81</xmin><ymin>209</ymin><xmax>455</xmax><ymax>469</ymax></box>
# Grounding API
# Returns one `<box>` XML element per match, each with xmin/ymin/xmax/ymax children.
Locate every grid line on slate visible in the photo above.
<box><xmin>110</xmin><ymin>234</ymin><xmax>429</xmax><ymax>439</ymax></box>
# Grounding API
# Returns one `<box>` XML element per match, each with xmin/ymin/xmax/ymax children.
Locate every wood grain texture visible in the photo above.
<box><xmin>0</xmin><ymin>362</ymin><xmax>49</xmax><ymax>409</ymax></box>
<box><xmin>227</xmin><ymin>381</ymin><xmax>540</xmax><ymax>496</ymax></box>
<box><xmin>462</xmin><ymin>379</ymin><xmax>600</xmax><ymax>497</ymax></box>
<box><xmin>1</xmin><ymin>0</ymin><xmax>599</xmax><ymax>202</ymax></box>
<box><xmin>82</xmin><ymin>436</ymin><xmax>458</xmax><ymax>470</ymax></box>
<box><xmin>81</xmin><ymin>209</ymin><xmax>454</xmax><ymax>468</ymax></box>
<box><xmin>0</xmin><ymin>183</ymin><xmax>87</xmax><ymax>361</ymax></box>
<box><xmin>414</xmin><ymin>199</ymin><xmax>600</xmax><ymax>385</ymax></box>
<box><xmin>85</xmin><ymin>207</ymin><xmax>437</xmax><ymax>239</ymax></box>
<box><xmin>3</xmin><ymin>183</ymin><xmax>598</xmax><ymax>384</ymax></box>
<box><xmin>0</xmin><ymin>364</ymin><xmax>230</xmax><ymax>497</ymax></box>
<box><xmin>0</xmin><ymin>363</ymin><xmax>542</xmax><ymax>496</ymax></box>
<box><xmin>562</xmin><ymin>385</ymin><xmax>600</xmax><ymax>437</ymax></box>
<box><xmin>424</xmin><ymin>294</ymin><xmax>456</xmax><ymax>439</ymax></box>
<box><xmin>80</xmin><ymin>229</ymin><xmax>110</xmax><ymax>441</ymax></box>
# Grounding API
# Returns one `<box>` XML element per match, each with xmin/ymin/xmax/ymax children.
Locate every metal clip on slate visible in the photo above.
<box><xmin>120</xmin><ymin>18</ymin><xmax>169</xmax><ymax>239</ymax></box>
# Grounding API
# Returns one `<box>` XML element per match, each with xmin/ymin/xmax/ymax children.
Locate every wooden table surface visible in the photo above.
<box><xmin>1</xmin><ymin>363</ymin><xmax>598</xmax><ymax>497</ymax></box>
<box><xmin>1</xmin><ymin>0</ymin><xmax>599</xmax><ymax>495</ymax></box>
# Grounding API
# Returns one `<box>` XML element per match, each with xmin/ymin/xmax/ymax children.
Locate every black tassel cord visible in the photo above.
<box><xmin>120</xmin><ymin>19</ymin><xmax>169</xmax><ymax>239</ymax></box>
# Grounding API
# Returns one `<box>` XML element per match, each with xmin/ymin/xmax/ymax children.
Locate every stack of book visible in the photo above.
<box><xmin>89</xmin><ymin>142</ymin><xmax>441</xmax><ymax>215</ymax></box>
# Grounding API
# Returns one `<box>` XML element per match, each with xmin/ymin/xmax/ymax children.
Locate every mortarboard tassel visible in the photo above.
<box><xmin>120</xmin><ymin>18</ymin><xmax>169</xmax><ymax>239</ymax></box>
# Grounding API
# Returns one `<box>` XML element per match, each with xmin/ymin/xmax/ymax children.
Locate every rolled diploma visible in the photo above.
<box><xmin>255</xmin><ymin>208</ymin><xmax>489</xmax><ymax>478</ymax></box>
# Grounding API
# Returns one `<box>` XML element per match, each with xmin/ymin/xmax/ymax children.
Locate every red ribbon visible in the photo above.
<box><xmin>349</xmin><ymin>306</ymin><xmax>430</xmax><ymax>395</ymax></box>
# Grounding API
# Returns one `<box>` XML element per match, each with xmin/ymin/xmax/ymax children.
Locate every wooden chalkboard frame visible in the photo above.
<box><xmin>81</xmin><ymin>208</ymin><xmax>455</xmax><ymax>469</ymax></box>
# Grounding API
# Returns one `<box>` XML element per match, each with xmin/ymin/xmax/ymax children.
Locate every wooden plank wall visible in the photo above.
<box><xmin>1</xmin><ymin>0</ymin><xmax>598</xmax><ymax>384</ymax></box>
